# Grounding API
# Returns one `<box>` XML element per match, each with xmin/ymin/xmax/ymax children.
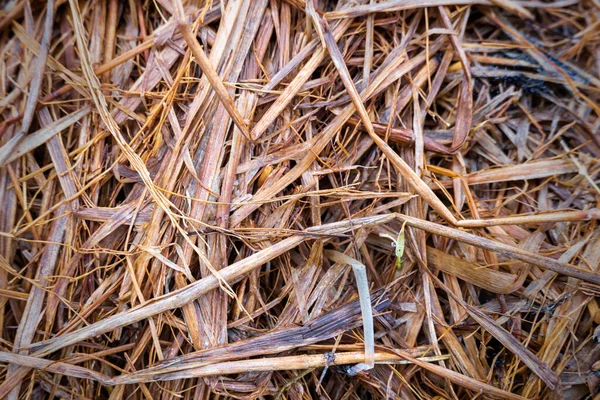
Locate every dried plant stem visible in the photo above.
<box><xmin>395</xmin><ymin>213</ymin><xmax>600</xmax><ymax>284</ymax></box>
<box><xmin>174</xmin><ymin>3</ymin><xmax>251</xmax><ymax>141</ymax></box>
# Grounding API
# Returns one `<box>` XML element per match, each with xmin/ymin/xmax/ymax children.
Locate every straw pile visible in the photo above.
<box><xmin>1</xmin><ymin>0</ymin><xmax>599</xmax><ymax>398</ymax></box>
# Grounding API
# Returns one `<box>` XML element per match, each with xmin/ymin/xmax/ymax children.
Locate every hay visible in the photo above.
<box><xmin>0</xmin><ymin>0</ymin><xmax>599</xmax><ymax>398</ymax></box>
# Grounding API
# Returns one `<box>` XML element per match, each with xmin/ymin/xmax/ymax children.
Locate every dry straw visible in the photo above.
<box><xmin>0</xmin><ymin>0</ymin><xmax>599</xmax><ymax>398</ymax></box>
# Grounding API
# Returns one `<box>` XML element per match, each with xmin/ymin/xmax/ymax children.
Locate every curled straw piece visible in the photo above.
<box><xmin>324</xmin><ymin>250</ymin><xmax>374</xmax><ymax>370</ymax></box>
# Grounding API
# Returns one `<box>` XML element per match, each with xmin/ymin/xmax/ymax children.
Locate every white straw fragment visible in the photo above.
<box><xmin>324</xmin><ymin>250</ymin><xmax>374</xmax><ymax>370</ymax></box>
